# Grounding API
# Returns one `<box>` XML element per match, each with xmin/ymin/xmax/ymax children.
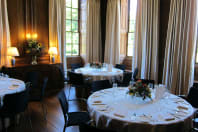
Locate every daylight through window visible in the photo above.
<box><xmin>66</xmin><ymin>0</ymin><xmax>79</xmax><ymax>56</ymax></box>
<box><xmin>127</xmin><ymin>0</ymin><xmax>137</xmax><ymax>56</ymax></box>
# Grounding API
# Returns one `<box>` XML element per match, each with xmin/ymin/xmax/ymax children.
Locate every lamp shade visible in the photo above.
<box><xmin>7</xmin><ymin>47</ymin><xmax>19</xmax><ymax>56</ymax></box>
<box><xmin>48</xmin><ymin>47</ymin><xmax>58</xmax><ymax>55</ymax></box>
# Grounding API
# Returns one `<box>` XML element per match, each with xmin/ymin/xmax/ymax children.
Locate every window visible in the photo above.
<box><xmin>127</xmin><ymin>0</ymin><xmax>137</xmax><ymax>56</ymax></box>
<box><xmin>66</xmin><ymin>0</ymin><xmax>80</xmax><ymax>56</ymax></box>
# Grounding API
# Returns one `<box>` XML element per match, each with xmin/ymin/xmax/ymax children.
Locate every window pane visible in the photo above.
<box><xmin>66</xmin><ymin>8</ymin><xmax>71</xmax><ymax>19</ymax></box>
<box><xmin>72</xmin><ymin>0</ymin><xmax>78</xmax><ymax>8</ymax></box>
<box><xmin>127</xmin><ymin>0</ymin><xmax>137</xmax><ymax>56</ymax></box>
<box><xmin>128</xmin><ymin>33</ymin><xmax>135</xmax><ymax>44</ymax></box>
<box><xmin>66</xmin><ymin>20</ymin><xmax>71</xmax><ymax>31</ymax></box>
<box><xmin>66</xmin><ymin>0</ymin><xmax>72</xmax><ymax>7</ymax></box>
<box><xmin>66</xmin><ymin>32</ymin><xmax>72</xmax><ymax>43</ymax></box>
<box><xmin>129</xmin><ymin>20</ymin><xmax>135</xmax><ymax>32</ymax></box>
<box><xmin>66</xmin><ymin>43</ymin><xmax>72</xmax><ymax>56</ymax></box>
<box><xmin>72</xmin><ymin>33</ymin><xmax>79</xmax><ymax>43</ymax></box>
<box><xmin>128</xmin><ymin>44</ymin><xmax>134</xmax><ymax>56</ymax></box>
<box><xmin>72</xmin><ymin>44</ymin><xmax>79</xmax><ymax>55</ymax></box>
<box><xmin>72</xmin><ymin>9</ymin><xmax>78</xmax><ymax>20</ymax></box>
<box><xmin>130</xmin><ymin>0</ymin><xmax>137</xmax><ymax>20</ymax></box>
<box><xmin>72</xmin><ymin>21</ymin><xmax>78</xmax><ymax>32</ymax></box>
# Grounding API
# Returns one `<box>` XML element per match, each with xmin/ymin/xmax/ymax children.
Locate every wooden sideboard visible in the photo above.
<box><xmin>1</xmin><ymin>63</ymin><xmax>65</xmax><ymax>96</ymax></box>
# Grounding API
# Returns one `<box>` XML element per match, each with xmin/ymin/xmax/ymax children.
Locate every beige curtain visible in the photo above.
<box><xmin>80</xmin><ymin>0</ymin><xmax>87</xmax><ymax>61</ymax></box>
<box><xmin>49</xmin><ymin>0</ymin><xmax>67</xmax><ymax>71</ymax></box>
<box><xmin>85</xmin><ymin>0</ymin><xmax>102</xmax><ymax>63</ymax></box>
<box><xmin>104</xmin><ymin>0</ymin><xmax>120</xmax><ymax>65</ymax></box>
<box><xmin>132</xmin><ymin>0</ymin><xmax>159</xmax><ymax>82</ymax></box>
<box><xmin>162</xmin><ymin>0</ymin><xmax>198</xmax><ymax>95</ymax></box>
<box><xmin>0</xmin><ymin>0</ymin><xmax>10</xmax><ymax>66</ymax></box>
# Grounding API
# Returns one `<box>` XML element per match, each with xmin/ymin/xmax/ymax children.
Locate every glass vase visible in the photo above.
<box><xmin>31</xmin><ymin>56</ymin><xmax>37</xmax><ymax>65</ymax></box>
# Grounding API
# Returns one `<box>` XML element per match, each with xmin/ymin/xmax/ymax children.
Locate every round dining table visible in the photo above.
<box><xmin>87</xmin><ymin>87</ymin><xmax>194</xmax><ymax>132</ymax></box>
<box><xmin>0</xmin><ymin>77</ymin><xmax>25</xmax><ymax>106</ymax></box>
<box><xmin>75</xmin><ymin>67</ymin><xmax>123</xmax><ymax>82</ymax></box>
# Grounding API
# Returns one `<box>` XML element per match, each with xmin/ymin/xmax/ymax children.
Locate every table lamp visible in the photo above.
<box><xmin>49</xmin><ymin>47</ymin><xmax>58</xmax><ymax>63</ymax></box>
<box><xmin>7</xmin><ymin>47</ymin><xmax>19</xmax><ymax>66</ymax></box>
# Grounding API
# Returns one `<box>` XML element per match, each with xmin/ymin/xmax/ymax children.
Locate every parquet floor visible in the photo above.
<box><xmin>5</xmin><ymin>85</ymin><xmax>84</xmax><ymax>132</ymax></box>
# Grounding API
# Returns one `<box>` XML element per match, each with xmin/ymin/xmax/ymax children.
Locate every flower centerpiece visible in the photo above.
<box><xmin>127</xmin><ymin>80</ymin><xmax>152</xmax><ymax>100</ymax></box>
<box><xmin>90</xmin><ymin>62</ymin><xmax>103</xmax><ymax>69</ymax></box>
<box><xmin>25</xmin><ymin>39</ymin><xmax>42</xmax><ymax>65</ymax></box>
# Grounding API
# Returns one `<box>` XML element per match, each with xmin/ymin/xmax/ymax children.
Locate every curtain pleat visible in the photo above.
<box><xmin>132</xmin><ymin>0</ymin><xmax>159</xmax><ymax>82</ymax></box>
<box><xmin>86</xmin><ymin>0</ymin><xmax>102</xmax><ymax>63</ymax></box>
<box><xmin>0</xmin><ymin>0</ymin><xmax>10</xmax><ymax>66</ymax></box>
<box><xmin>104</xmin><ymin>0</ymin><xmax>120</xmax><ymax>65</ymax></box>
<box><xmin>49</xmin><ymin>0</ymin><xmax>67</xmax><ymax>72</ymax></box>
<box><xmin>162</xmin><ymin>0</ymin><xmax>198</xmax><ymax>95</ymax></box>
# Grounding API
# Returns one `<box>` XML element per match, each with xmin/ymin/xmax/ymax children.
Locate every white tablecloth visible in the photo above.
<box><xmin>75</xmin><ymin>67</ymin><xmax>123</xmax><ymax>81</ymax></box>
<box><xmin>87</xmin><ymin>87</ymin><xmax>194</xmax><ymax>132</ymax></box>
<box><xmin>0</xmin><ymin>77</ymin><xmax>25</xmax><ymax>106</ymax></box>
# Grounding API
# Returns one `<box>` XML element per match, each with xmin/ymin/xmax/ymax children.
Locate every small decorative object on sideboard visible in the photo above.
<box><xmin>25</xmin><ymin>33</ymin><xmax>43</xmax><ymax>65</ymax></box>
<box><xmin>49</xmin><ymin>47</ymin><xmax>58</xmax><ymax>63</ymax></box>
<box><xmin>127</xmin><ymin>80</ymin><xmax>152</xmax><ymax>100</ymax></box>
<box><xmin>7</xmin><ymin>47</ymin><xmax>19</xmax><ymax>66</ymax></box>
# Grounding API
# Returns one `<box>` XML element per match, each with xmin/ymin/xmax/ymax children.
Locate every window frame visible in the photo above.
<box><xmin>65</xmin><ymin>0</ymin><xmax>81</xmax><ymax>57</ymax></box>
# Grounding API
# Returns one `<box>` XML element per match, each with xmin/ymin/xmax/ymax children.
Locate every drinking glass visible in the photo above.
<box><xmin>113</xmin><ymin>83</ymin><xmax>118</xmax><ymax>96</ymax></box>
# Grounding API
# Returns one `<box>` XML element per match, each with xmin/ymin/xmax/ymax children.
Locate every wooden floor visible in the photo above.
<box><xmin>5</xmin><ymin>85</ymin><xmax>85</xmax><ymax>132</ymax></box>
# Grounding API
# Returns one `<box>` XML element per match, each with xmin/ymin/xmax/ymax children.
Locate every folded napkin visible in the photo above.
<box><xmin>93</xmin><ymin>101</ymin><xmax>102</xmax><ymax>103</ymax></box>
<box><xmin>177</xmin><ymin>106</ymin><xmax>188</xmax><ymax>110</ymax></box>
<box><xmin>92</xmin><ymin>103</ymin><xmax>106</xmax><ymax>105</ymax></box>
<box><xmin>91</xmin><ymin>95</ymin><xmax>101</xmax><ymax>98</ymax></box>
<box><xmin>114</xmin><ymin>113</ymin><xmax>125</xmax><ymax>118</ymax></box>
<box><xmin>165</xmin><ymin>118</ymin><xmax>175</xmax><ymax>121</ymax></box>
<box><xmin>11</xmin><ymin>80</ymin><xmax>21</xmax><ymax>83</ymax></box>
<box><xmin>96</xmin><ymin>105</ymin><xmax>109</xmax><ymax>112</ymax></box>
<box><xmin>9</xmin><ymin>84</ymin><xmax>19</xmax><ymax>90</ymax></box>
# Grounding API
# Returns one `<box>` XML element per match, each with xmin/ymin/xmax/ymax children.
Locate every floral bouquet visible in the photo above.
<box><xmin>25</xmin><ymin>40</ymin><xmax>42</xmax><ymax>55</ymax></box>
<box><xmin>90</xmin><ymin>62</ymin><xmax>103</xmax><ymax>69</ymax></box>
<box><xmin>127</xmin><ymin>80</ymin><xmax>152</xmax><ymax>100</ymax></box>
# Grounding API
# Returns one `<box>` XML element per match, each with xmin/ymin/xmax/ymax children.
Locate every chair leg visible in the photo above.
<box><xmin>41</xmin><ymin>102</ymin><xmax>47</xmax><ymax>121</ymax></box>
<box><xmin>26</xmin><ymin>108</ymin><xmax>33</xmax><ymax>132</ymax></box>
<box><xmin>1</xmin><ymin>117</ymin><xmax>6</xmax><ymax>132</ymax></box>
<box><xmin>27</xmin><ymin>114</ymin><xmax>33</xmax><ymax>132</ymax></box>
<box><xmin>67</xmin><ymin>84</ymin><xmax>71</xmax><ymax>100</ymax></box>
<box><xmin>63</xmin><ymin>125</ymin><xmax>67</xmax><ymax>132</ymax></box>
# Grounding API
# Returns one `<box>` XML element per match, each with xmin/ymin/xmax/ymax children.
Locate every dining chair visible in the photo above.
<box><xmin>193</xmin><ymin>83</ymin><xmax>198</xmax><ymax>88</ymax></box>
<box><xmin>117</xmin><ymin>72</ymin><xmax>132</xmax><ymax>87</ymax></box>
<box><xmin>25</xmin><ymin>71</ymin><xmax>48</xmax><ymax>120</ymax></box>
<box><xmin>0</xmin><ymin>82</ymin><xmax>32</xmax><ymax>132</ymax></box>
<box><xmin>67</xmin><ymin>71</ymin><xmax>90</xmax><ymax>100</ymax></box>
<box><xmin>115</xmin><ymin>64</ymin><xmax>126</xmax><ymax>71</ymax></box>
<box><xmin>71</xmin><ymin>63</ymin><xmax>81</xmax><ymax>72</ymax></box>
<box><xmin>91</xmin><ymin>80</ymin><xmax>112</xmax><ymax>92</ymax></box>
<box><xmin>58</xmin><ymin>90</ymin><xmax>90</xmax><ymax>132</ymax></box>
<box><xmin>179</xmin><ymin>86</ymin><xmax>198</xmax><ymax>130</ymax></box>
<box><xmin>132</xmin><ymin>67</ymin><xmax>138</xmax><ymax>81</ymax></box>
